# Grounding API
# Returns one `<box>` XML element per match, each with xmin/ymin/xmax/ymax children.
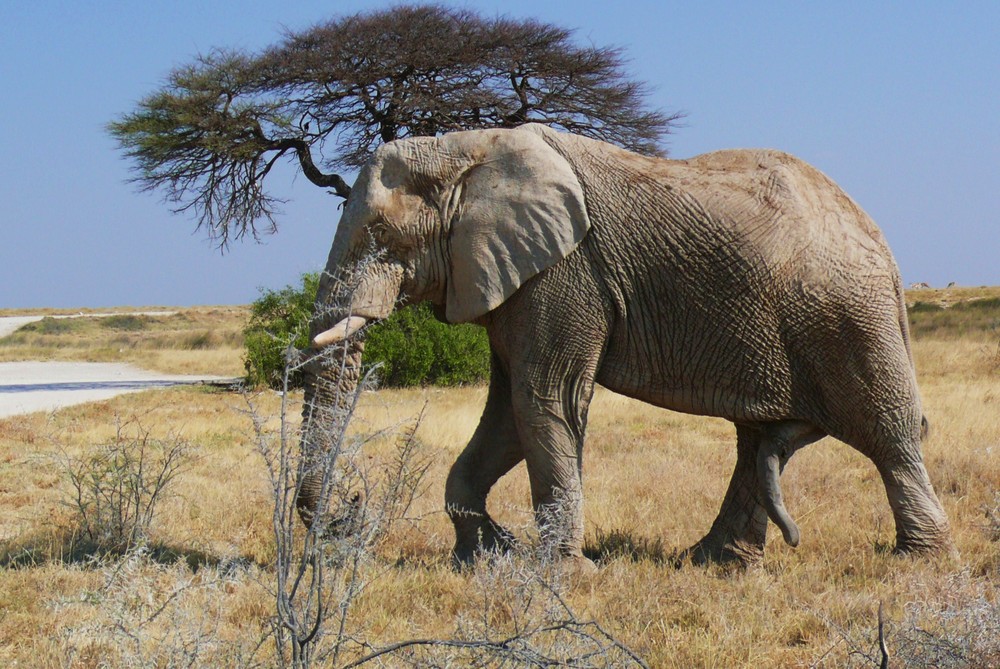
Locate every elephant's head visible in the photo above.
<box><xmin>296</xmin><ymin>124</ymin><xmax>591</xmax><ymax>525</ymax></box>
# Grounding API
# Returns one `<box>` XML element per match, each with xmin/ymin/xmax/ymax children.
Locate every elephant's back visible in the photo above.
<box><xmin>677</xmin><ymin>149</ymin><xmax>888</xmax><ymax>255</ymax></box>
<box><xmin>585</xmin><ymin>148</ymin><xmax>912</xmax><ymax>424</ymax></box>
<box><xmin>661</xmin><ymin>149</ymin><xmax>902</xmax><ymax>310</ymax></box>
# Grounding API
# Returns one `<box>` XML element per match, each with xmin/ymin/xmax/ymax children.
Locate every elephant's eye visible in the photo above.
<box><xmin>367</xmin><ymin>219</ymin><xmax>395</xmax><ymax>247</ymax></box>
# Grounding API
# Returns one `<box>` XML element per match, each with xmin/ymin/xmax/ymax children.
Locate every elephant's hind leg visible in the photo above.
<box><xmin>685</xmin><ymin>421</ymin><xmax>823</xmax><ymax>567</ymax></box>
<box><xmin>684</xmin><ymin>424</ymin><xmax>768</xmax><ymax>566</ymax></box>
<box><xmin>877</xmin><ymin>457</ymin><xmax>952</xmax><ymax>555</ymax></box>
<box><xmin>445</xmin><ymin>354</ymin><xmax>524</xmax><ymax>566</ymax></box>
<box><xmin>848</xmin><ymin>414</ymin><xmax>952</xmax><ymax>555</ymax></box>
<box><xmin>827</xmin><ymin>396</ymin><xmax>951</xmax><ymax>555</ymax></box>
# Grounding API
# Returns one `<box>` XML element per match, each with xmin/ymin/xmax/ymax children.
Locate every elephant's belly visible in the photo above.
<box><xmin>596</xmin><ymin>346</ymin><xmax>794</xmax><ymax>422</ymax></box>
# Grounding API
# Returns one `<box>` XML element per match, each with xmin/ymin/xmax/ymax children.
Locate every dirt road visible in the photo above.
<box><xmin>0</xmin><ymin>361</ymin><xmax>237</xmax><ymax>418</ymax></box>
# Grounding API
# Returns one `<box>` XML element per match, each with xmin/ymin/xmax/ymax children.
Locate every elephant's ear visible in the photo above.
<box><xmin>444</xmin><ymin>129</ymin><xmax>590</xmax><ymax>323</ymax></box>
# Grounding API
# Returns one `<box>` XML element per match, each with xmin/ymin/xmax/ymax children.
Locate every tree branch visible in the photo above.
<box><xmin>339</xmin><ymin>619</ymin><xmax>649</xmax><ymax>668</ymax></box>
<box><xmin>271</xmin><ymin>138</ymin><xmax>352</xmax><ymax>198</ymax></box>
<box><xmin>112</xmin><ymin>5</ymin><xmax>680</xmax><ymax>239</ymax></box>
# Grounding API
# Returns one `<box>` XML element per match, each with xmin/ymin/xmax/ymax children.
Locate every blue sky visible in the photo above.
<box><xmin>1</xmin><ymin>1</ymin><xmax>997</xmax><ymax>308</ymax></box>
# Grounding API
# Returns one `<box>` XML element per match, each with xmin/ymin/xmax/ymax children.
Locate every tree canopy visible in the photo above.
<box><xmin>110</xmin><ymin>4</ymin><xmax>681</xmax><ymax>244</ymax></box>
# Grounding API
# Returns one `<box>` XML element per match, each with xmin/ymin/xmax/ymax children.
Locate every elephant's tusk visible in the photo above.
<box><xmin>757</xmin><ymin>447</ymin><xmax>801</xmax><ymax>547</ymax></box>
<box><xmin>312</xmin><ymin>316</ymin><xmax>368</xmax><ymax>348</ymax></box>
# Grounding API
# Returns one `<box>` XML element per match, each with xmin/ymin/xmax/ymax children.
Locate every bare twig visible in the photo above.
<box><xmin>879</xmin><ymin>601</ymin><xmax>890</xmax><ymax>669</ymax></box>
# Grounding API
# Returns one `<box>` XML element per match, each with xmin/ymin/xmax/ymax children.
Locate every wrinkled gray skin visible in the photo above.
<box><xmin>299</xmin><ymin>124</ymin><xmax>951</xmax><ymax>568</ymax></box>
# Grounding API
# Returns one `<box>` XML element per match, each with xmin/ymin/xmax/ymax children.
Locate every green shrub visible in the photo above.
<box><xmin>243</xmin><ymin>273</ymin><xmax>491</xmax><ymax>389</ymax></box>
<box><xmin>365</xmin><ymin>303</ymin><xmax>490</xmax><ymax>387</ymax></box>
<box><xmin>21</xmin><ymin>316</ymin><xmax>83</xmax><ymax>335</ymax></box>
<box><xmin>243</xmin><ymin>273</ymin><xmax>321</xmax><ymax>389</ymax></box>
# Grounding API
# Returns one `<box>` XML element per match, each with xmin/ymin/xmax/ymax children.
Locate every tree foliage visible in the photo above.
<box><xmin>110</xmin><ymin>4</ymin><xmax>680</xmax><ymax>243</ymax></box>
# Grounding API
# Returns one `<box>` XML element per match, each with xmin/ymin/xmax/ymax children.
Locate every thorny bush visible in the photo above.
<box><xmin>59</xmin><ymin>415</ymin><xmax>191</xmax><ymax>554</ymax></box>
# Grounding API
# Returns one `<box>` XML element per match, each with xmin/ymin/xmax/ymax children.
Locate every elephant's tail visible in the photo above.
<box><xmin>896</xmin><ymin>273</ymin><xmax>931</xmax><ymax>441</ymax></box>
<box><xmin>895</xmin><ymin>272</ymin><xmax>917</xmax><ymax>369</ymax></box>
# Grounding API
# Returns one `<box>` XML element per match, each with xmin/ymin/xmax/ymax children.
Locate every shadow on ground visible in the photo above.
<box><xmin>1</xmin><ymin>529</ymin><xmax>257</xmax><ymax>572</ymax></box>
<box><xmin>585</xmin><ymin>527</ymin><xmax>672</xmax><ymax>565</ymax></box>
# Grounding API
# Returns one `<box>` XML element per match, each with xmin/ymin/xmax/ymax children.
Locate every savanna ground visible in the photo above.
<box><xmin>0</xmin><ymin>288</ymin><xmax>998</xmax><ymax>667</ymax></box>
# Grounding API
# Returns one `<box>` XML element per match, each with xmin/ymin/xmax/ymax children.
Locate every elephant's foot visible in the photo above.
<box><xmin>892</xmin><ymin>525</ymin><xmax>956</xmax><ymax>559</ymax></box>
<box><xmin>878</xmin><ymin>460</ymin><xmax>954</xmax><ymax>559</ymax></box>
<box><xmin>450</xmin><ymin>514</ymin><xmax>517</xmax><ymax>569</ymax></box>
<box><xmin>680</xmin><ymin>533</ymin><xmax>764</xmax><ymax>568</ymax></box>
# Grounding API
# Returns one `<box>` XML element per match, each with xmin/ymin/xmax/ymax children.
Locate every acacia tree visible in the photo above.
<box><xmin>110</xmin><ymin>4</ymin><xmax>680</xmax><ymax>243</ymax></box>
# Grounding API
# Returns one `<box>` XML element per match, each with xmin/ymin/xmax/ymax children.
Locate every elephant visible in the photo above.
<box><xmin>298</xmin><ymin>123</ymin><xmax>951</xmax><ymax>568</ymax></box>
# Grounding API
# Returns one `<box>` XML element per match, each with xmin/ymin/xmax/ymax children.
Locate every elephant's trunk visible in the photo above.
<box><xmin>756</xmin><ymin>447</ymin><xmax>800</xmax><ymax>547</ymax></box>
<box><xmin>296</xmin><ymin>335</ymin><xmax>365</xmax><ymax>528</ymax></box>
<box><xmin>295</xmin><ymin>259</ymin><xmax>402</xmax><ymax>529</ymax></box>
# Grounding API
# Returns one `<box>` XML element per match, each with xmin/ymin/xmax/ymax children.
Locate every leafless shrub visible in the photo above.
<box><xmin>365</xmin><ymin>409</ymin><xmax>435</xmax><ymax>542</ymax></box>
<box><xmin>341</xmin><ymin>497</ymin><xmax>647</xmax><ymax>668</ymax></box>
<box><xmin>891</xmin><ymin>573</ymin><xmax>1000</xmax><ymax>668</ymax></box>
<box><xmin>813</xmin><ymin>573</ymin><xmax>1000</xmax><ymax>668</ymax></box>
<box><xmin>58</xmin><ymin>415</ymin><xmax>191</xmax><ymax>553</ymax></box>
<box><xmin>246</xmin><ymin>253</ymin><xmax>439</xmax><ymax>668</ymax></box>
<box><xmin>246</xmin><ymin>356</ymin><xmax>369</xmax><ymax>667</ymax></box>
<box><xmin>249</xmin><ymin>373</ymin><xmax>434</xmax><ymax>667</ymax></box>
<box><xmin>54</xmin><ymin>545</ymin><xmax>267</xmax><ymax>668</ymax></box>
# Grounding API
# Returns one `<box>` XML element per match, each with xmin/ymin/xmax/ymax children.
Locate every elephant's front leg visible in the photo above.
<box><xmin>510</xmin><ymin>370</ymin><xmax>597</xmax><ymax>568</ymax></box>
<box><xmin>685</xmin><ymin>424</ymin><xmax>769</xmax><ymax>566</ymax></box>
<box><xmin>445</xmin><ymin>354</ymin><xmax>524</xmax><ymax>566</ymax></box>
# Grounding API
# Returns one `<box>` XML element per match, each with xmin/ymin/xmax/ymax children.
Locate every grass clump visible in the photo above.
<box><xmin>99</xmin><ymin>314</ymin><xmax>150</xmax><ymax>331</ymax></box>
<box><xmin>908</xmin><ymin>296</ymin><xmax>1000</xmax><ymax>339</ymax></box>
<box><xmin>180</xmin><ymin>330</ymin><xmax>220</xmax><ymax>350</ymax></box>
<box><xmin>20</xmin><ymin>316</ymin><xmax>84</xmax><ymax>335</ymax></box>
<box><xmin>908</xmin><ymin>301</ymin><xmax>945</xmax><ymax>313</ymax></box>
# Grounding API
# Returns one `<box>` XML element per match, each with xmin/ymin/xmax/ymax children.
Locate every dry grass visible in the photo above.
<box><xmin>0</xmin><ymin>292</ymin><xmax>998</xmax><ymax>667</ymax></box>
<box><xmin>904</xmin><ymin>284</ymin><xmax>1000</xmax><ymax>309</ymax></box>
